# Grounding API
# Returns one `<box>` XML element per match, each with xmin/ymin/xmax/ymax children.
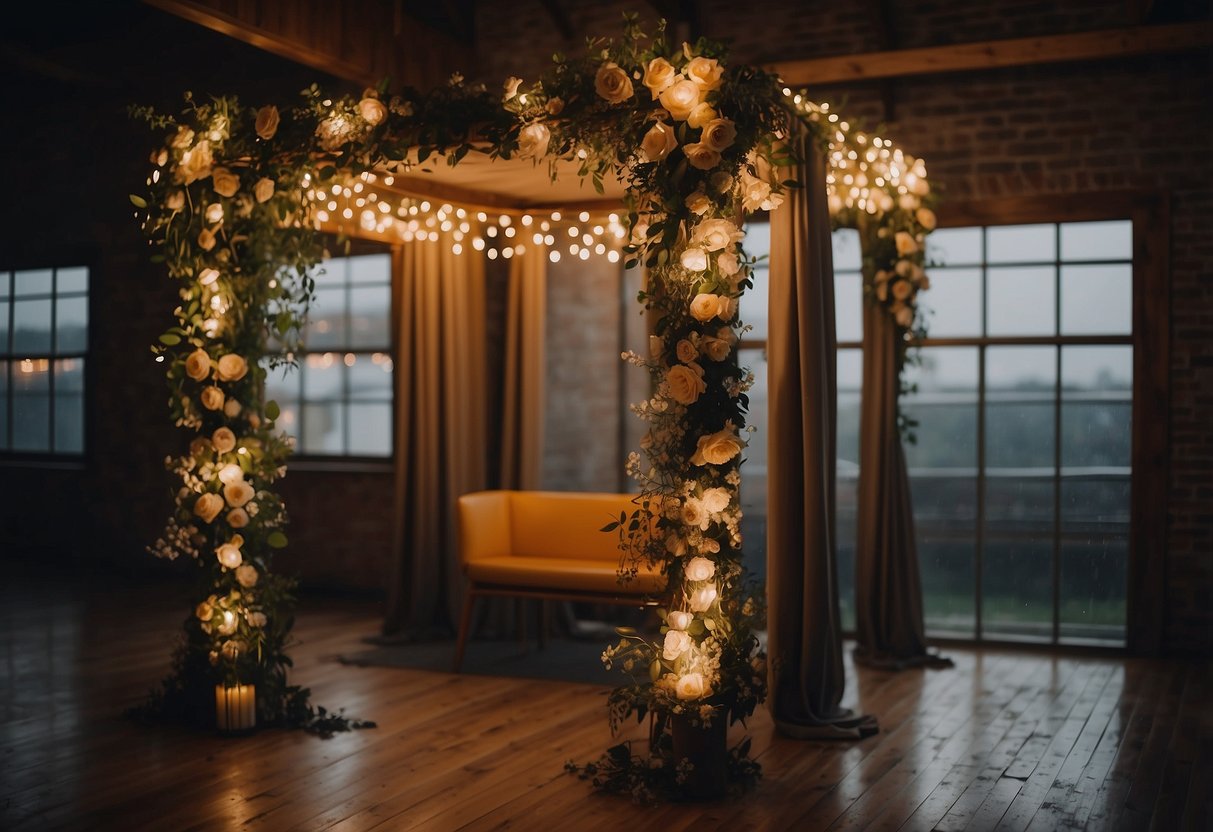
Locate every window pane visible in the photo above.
<box><xmin>922</xmin><ymin>537</ymin><xmax>976</xmax><ymax>638</ymax></box>
<box><xmin>13</xmin><ymin>269</ymin><xmax>52</xmax><ymax>298</ymax></box>
<box><xmin>986</xmin><ymin>346</ymin><xmax>1056</xmax><ymax>470</ymax></box>
<box><xmin>12</xmin><ymin>298</ymin><xmax>53</xmax><ymax>353</ymax></box>
<box><xmin>835</xmin><ymin>272</ymin><xmax>862</xmax><ymax>343</ymax></box>
<box><xmin>985</xmin><ymin>476</ymin><xmax>1053</xmax><ymax>534</ymax></box>
<box><xmin>1061</xmin><ymin>478</ymin><xmax>1130</xmax><ymax>533</ymax></box>
<box><xmin>987</xmin><ymin>267</ymin><xmax>1055</xmax><ymax>336</ymax></box>
<box><xmin>983</xmin><ymin>536</ymin><xmax>1053</xmax><ymax>641</ymax></box>
<box><xmin>836</xmin><ymin>348</ymin><xmax>861</xmax><ymax>633</ymax></box>
<box><xmin>347</xmin><ymin>402</ymin><xmax>391</xmax><ymax>456</ymax></box>
<box><xmin>1061</xmin><ymin>346</ymin><xmax>1132</xmax><ymax>469</ymax></box>
<box><xmin>348</xmin><ymin>354</ymin><xmax>393</xmax><ymax>401</ymax></box>
<box><xmin>1060</xmin><ymin>265</ymin><xmax>1132</xmax><ymax>335</ymax></box>
<box><xmin>739</xmin><ymin>348</ymin><xmax>768</xmax><ymax>581</ymax></box>
<box><xmin>743</xmin><ymin>265</ymin><xmax>769</xmax><ymax>341</ymax></box>
<box><xmin>12</xmin><ymin>358</ymin><xmax>50</xmax><ymax>451</ymax></box>
<box><xmin>0</xmin><ymin>300</ymin><xmax>9</xmax><ymax>351</ymax></box>
<box><xmin>348</xmin><ymin>253</ymin><xmax>390</xmax><ymax>284</ymax></box>
<box><xmin>1060</xmin><ymin>220</ymin><xmax>1131</xmax><ymax>262</ymax></box>
<box><xmin>0</xmin><ymin>360</ymin><xmax>8</xmax><ymax>449</ymax></box>
<box><xmin>986</xmin><ymin>224</ymin><xmax>1055</xmax><ymax>264</ymax></box>
<box><xmin>54</xmin><ymin>358</ymin><xmax>84</xmax><ymax>453</ymax></box>
<box><xmin>349</xmin><ymin>286</ymin><xmax>390</xmax><ymax>348</ymax></box>
<box><xmin>1060</xmin><ymin>537</ymin><xmax>1127</xmax><ymax>644</ymax></box>
<box><xmin>918</xmin><ymin>267</ymin><xmax>981</xmax><ymax>338</ymax></box>
<box><xmin>904</xmin><ymin>347</ymin><xmax>979</xmax><ymax>469</ymax></box>
<box><xmin>0</xmin><ymin>271</ymin><xmax>9</xmax><ymax>299</ymax></box>
<box><xmin>832</xmin><ymin>227</ymin><xmax>861</xmax><ymax>271</ymax></box>
<box><xmin>302</xmin><ymin>355</ymin><xmax>342</xmax><ymax>399</ymax></box>
<box><xmin>302</xmin><ymin>402</ymin><xmax>343</xmax><ymax>454</ymax></box>
<box><xmin>926</xmin><ymin>227</ymin><xmax>982</xmax><ymax>267</ymax></box>
<box><xmin>306</xmin><ymin>287</ymin><xmax>346</xmax><ymax>348</ymax></box>
<box><xmin>56</xmin><ymin>295</ymin><xmax>88</xmax><ymax>353</ymax></box>
<box><xmin>57</xmin><ymin>267</ymin><xmax>89</xmax><ymax>294</ymax></box>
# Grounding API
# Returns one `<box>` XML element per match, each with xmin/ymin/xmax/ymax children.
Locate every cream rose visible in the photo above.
<box><xmin>702</xmin><ymin>487</ymin><xmax>730</xmax><ymax>513</ymax></box>
<box><xmin>358</xmin><ymin>97</ymin><xmax>387</xmax><ymax>126</ymax></box>
<box><xmin>217</xmin><ymin>463</ymin><xmax>244</xmax><ymax>485</ymax></box>
<box><xmin>684</xmin><ymin>192</ymin><xmax>711</xmax><ymax>216</ymax></box>
<box><xmin>665</xmin><ymin>533</ymin><xmax>687</xmax><ymax>556</ymax></box>
<box><xmin>594</xmin><ymin>62</ymin><xmax>634</xmax><ymax>104</ymax></box>
<box><xmin>166</xmin><ymin>190</ymin><xmax>185</xmax><ymax>211</ymax></box>
<box><xmin>691</xmin><ymin>218</ymin><xmax>743</xmax><ymax>251</ymax></box>
<box><xmin>172</xmin><ymin>126</ymin><xmax>194</xmax><ymax>149</ymax></box>
<box><xmin>916</xmin><ymin>207</ymin><xmax>937</xmax><ymax>230</ymax></box>
<box><xmin>185</xmin><ymin>348</ymin><xmax>211</xmax><ymax>381</ymax></box>
<box><xmin>643</xmin><ymin>57</ymin><xmax>677</xmax><ymax>96</ymax></box>
<box><xmin>503</xmin><ymin>76</ymin><xmax>523</xmax><ymax>100</ymax></box>
<box><xmin>667</xmin><ymin>610</ymin><xmax>693</xmax><ymax>630</ymax></box>
<box><xmin>685</xmin><ymin>56</ymin><xmax>724</xmax><ymax>90</ymax></box>
<box><xmin>211</xmin><ymin>427</ymin><xmax>237</xmax><ymax>454</ymax></box>
<box><xmin>197</xmin><ymin>228</ymin><xmax>216</xmax><ymax>251</ymax></box>
<box><xmin>659</xmin><ymin>79</ymin><xmax>701</xmax><ymax>121</ymax></box>
<box><xmin>681</xmin><ymin>497</ymin><xmax>709</xmax><ymax>529</ymax></box>
<box><xmin>193</xmin><ymin>492</ymin><xmax>224</xmax><ymax>524</ymax></box>
<box><xmin>675</xmin><ymin>672</ymin><xmax>709</xmax><ymax>701</ymax></box>
<box><xmin>682</xmin><ymin>141</ymin><xmax>721</xmax><ymax>171</ymax></box>
<box><xmin>211</xmin><ymin>167</ymin><xmax>239</xmax><ymax>198</ymax></box>
<box><xmin>895</xmin><ymin>231</ymin><xmax>919</xmax><ymax>256</ymax></box>
<box><xmin>663</xmin><ymin>629</ymin><xmax>692</xmax><ymax>661</ymax></box>
<box><xmin>254</xmin><ymin>105</ymin><xmax>279</xmax><ymax>140</ymax></box>
<box><xmin>254</xmin><ymin>177</ymin><xmax>275</xmax><ymax>204</ymax></box>
<box><xmin>717</xmin><ymin>251</ymin><xmax>740</xmax><ymax>276</ymax></box>
<box><xmin>741</xmin><ymin>171</ymin><xmax>772</xmax><ymax>212</ymax></box>
<box><xmin>701</xmin><ymin>336</ymin><xmax>731</xmax><ymax>362</ymax></box>
<box><xmin>247</xmin><ymin>612</ymin><xmax>267</xmax><ymax>628</ymax></box>
<box><xmin>545</xmin><ymin>97</ymin><xmax>564</xmax><ymax>115</ymax></box>
<box><xmin>639</xmin><ymin>121</ymin><xmax>677</xmax><ymax>163</ymax></box>
<box><xmin>899</xmin><ymin>193</ymin><xmax>920</xmax><ymax>211</ymax></box>
<box><xmin>690</xmin><ymin>293</ymin><xmax>723</xmax><ymax>322</ymax></box>
<box><xmin>205</xmin><ymin>203</ymin><xmax>224</xmax><ymax>224</ymax></box>
<box><xmin>892</xmin><ymin>279</ymin><xmax>913</xmax><ymax>300</ymax></box>
<box><xmin>176</xmin><ymin>140</ymin><xmax>213</xmax><ymax>184</ymax></box>
<box><xmin>896</xmin><ymin>305</ymin><xmax>914</xmax><ymax>327</ymax></box>
<box><xmin>226</xmin><ymin>507</ymin><xmax>249</xmax><ymax>528</ymax></box>
<box><xmin>216</xmin><ymin>354</ymin><xmax>248</xmax><ymax>382</ymax></box>
<box><xmin>223</xmin><ymin>398</ymin><xmax>241</xmax><ymax>418</ymax></box>
<box><xmin>688</xmin><ymin>584</ymin><xmax>718</xmax><ymax>612</ymax></box>
<box><xmin>680</xmin><ymin>247</ymin><xmax>709</xmax><ymax>272</ymax></box>
<box><xmin>685</xmin><ymin>556</ymin><xmax>716</xmax><ymax>581</ymax></box>
<box><xmin>200</xmin><ymin>386</ymin><xmax>225</xmax><ymax>411</ymax></box>
<box><xmin>189</xmin><ymin>437</ymin><xmax>211</xmax><ymax>459</ymax></box>
<box><xmin>675</xmin><ymin>339</ymin><xmax>698</xmax><ymax>363</ymax></box>
<box><xmin>908</xmin><ymin>172</ymin><xmax>930</xmax><ymax>196</ymax></box>
<box><xmin>216</xmin><ymin>534</ymin><xmax>244</xmax><ymax>569</ymax></box>
<box><xmin>630</xmin><ymin>222</ymin><xmax>650</xmax><ymax>246</ymax></box>
<box><xmin>224</xmin><ymin>479</ymin><xmax>255</xmax><ymax>508</ymax></box>
<box><xmin>195</xmin><ymin>600</ymin><xmax>214</xmax><ymax>622</ymax></box>
<box><xmin>691</xmin><ymin>424</ymin><xmax>744</xmax><ymax>466</ymax></box>
<box><xmin>667</xmin><ymin>363</ymin><xmax>707</xmax><ymax>406</ymax></box>
<box><xmin>687</xmin><ymin>102</ymin><xmax>718</xmax><ymax>130</ymax></box>
<box><xmin>701</xmin><ymin>118</ymin><xmax>736</xmax><ymax>152</ymax></box>
<box><xmin>517</xmin><ymin>123</ymin><xmax>550</xmax><ymax>161</ymax></box>
<box><xmin>235</xmin><ymin>563</ymin><xmax>259</xmax><ymax>588</ymax></box>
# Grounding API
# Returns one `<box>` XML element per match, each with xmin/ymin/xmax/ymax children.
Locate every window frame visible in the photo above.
<box><xmin>0</xmin><ymin>261</ymin><xmax>93</xmax><ymax>463</ymax></box>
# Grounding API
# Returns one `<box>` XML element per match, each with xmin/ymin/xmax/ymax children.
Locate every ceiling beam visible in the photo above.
<box><xmin>769</xmin><ymin>21</ymin><xmax>1213</xmax><ymax>87</ymax></box>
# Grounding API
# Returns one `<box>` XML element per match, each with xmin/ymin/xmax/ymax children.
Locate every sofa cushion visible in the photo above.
<box><xmin>465</xmin><ymin>556</ymin><xmax>665</xmax><ymax>595</ymax></box>
<box><xmin>507</xmin><ymin>491</ymin><xmax>641</xmax><ymax>562</ymax></box>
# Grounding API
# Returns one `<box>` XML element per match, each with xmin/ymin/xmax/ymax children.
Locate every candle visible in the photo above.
<box><xmin>215</xmin><ymin>684</ymin><xmax>256</xmax><ymax>733</ymax></box>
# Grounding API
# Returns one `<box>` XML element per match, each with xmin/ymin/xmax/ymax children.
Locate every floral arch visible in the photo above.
<box><xmin>133</xmin><ymin>17</ymin><xmax>932</xmax><ymax>791</ymax></box>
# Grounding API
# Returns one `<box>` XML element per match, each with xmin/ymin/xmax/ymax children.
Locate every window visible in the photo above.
<box><xmin>265</xmin><ymin>253</ymin><xmax>393</xmax><ymax>457</ymax></box>
<box><xmin>0</xmin><ymin>266</ymin><xmax>89</xmax><ymax>455</ymax></box>
<box><xmin>742</xmin><ymin>218</ymin><xmax>1135</xmax><ymax>647</ymax></box>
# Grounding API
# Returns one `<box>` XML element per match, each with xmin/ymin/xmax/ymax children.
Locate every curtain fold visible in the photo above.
<box><xmin>383</xmin><ymin>237</ymin><xmax>488</xmax><ymax>636</ymax></box>
<box><xmin>500</xmin><ymin>244</ymin><xmax>547</xmax><ymax>491</ymax></box>
<box><xmin>767</xmin><ymin>134</ymin><xmax>877</xmax><ymax>740</ymax></box>
<box><xmin>853</xmin><ymin>228</ymin><xmax>952</xmax><ymax>670</ymax></box>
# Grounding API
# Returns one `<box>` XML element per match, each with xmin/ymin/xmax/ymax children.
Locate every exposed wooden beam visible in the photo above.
<box><xmin>769</xmin><ymin>21</ymin><xmax>1213</xmax><ymax>87</ymax></box>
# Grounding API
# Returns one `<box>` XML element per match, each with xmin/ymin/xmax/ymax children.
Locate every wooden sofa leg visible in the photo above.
<box><xmin>452</xmin><ymin>589</ymin><xmax>476</xmax><ymax>673</ymax></box>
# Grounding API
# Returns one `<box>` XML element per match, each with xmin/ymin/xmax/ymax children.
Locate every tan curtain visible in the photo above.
<box><xmin>853</xmin><ymin>224</ymin><xmax>951</xmax><ymax>670</ymax></box>
<box><xmin>383</xmin><ymin>236</ymin><xmax>488</xmax><ymax>636</ymax></box>
<box><xmin>500</xmin><ymin>244</ymin><xmax>547</xmax><ymax>490</ymax></box>
<box><xmin>767</xmin><ymin>134</ymin><xmax>877</xmax><ymax>740</ymax></box>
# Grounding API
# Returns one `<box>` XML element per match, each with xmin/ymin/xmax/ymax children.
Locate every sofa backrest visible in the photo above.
<box><xmin>457</xmin><ymin>490</ymin><xmax>639</xmax><ymax>564</ymax></box>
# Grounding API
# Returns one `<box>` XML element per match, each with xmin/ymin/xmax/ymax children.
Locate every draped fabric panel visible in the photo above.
<box><xmin>383</xmin><ymin>239</ymin><xmax>488</xmax><ymax>636</ymax></box>
<box><xmin>500</xmin><ymin>245</ymin><xmax>547</xmax><ymax>491</ymax></box>
<box><xmin>766</xmin><ymin>135</ymin><xmax>877</xmax><ymax>739</ymax></box>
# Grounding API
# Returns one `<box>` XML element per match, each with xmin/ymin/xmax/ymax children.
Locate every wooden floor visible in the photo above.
<box><xmin>1</xmin><ymin>572</ymin><xmax>1209</xmax><ymax>831</ymax></box>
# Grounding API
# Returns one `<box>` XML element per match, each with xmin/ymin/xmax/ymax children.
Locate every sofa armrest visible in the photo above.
<box><xmin>457</xmin><ymin>491</ymin><xmax>512</xmax><ymax>567</ymax></box>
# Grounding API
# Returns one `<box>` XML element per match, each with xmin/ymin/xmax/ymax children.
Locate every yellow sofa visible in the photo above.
<box><xmin>454</xmin><ymin>490</ymin><xmax>665</xmax><ymax>671</ymax></box>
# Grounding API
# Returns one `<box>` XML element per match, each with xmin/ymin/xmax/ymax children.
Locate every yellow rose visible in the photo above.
<box><xmin>916</xmin><ymin>207</ymin><xmax>937</xmax><ymax>230</ymax></box>
<box><xmin>254</xmin><ymin>105</ymin><xmax>279</xmax><ymax>140</ymax></box>
<box><xmin>682</xmin><ymin>142</ymin><xmax>721</xmax><ymax>170</ymax></box>
<box><xmin>685</xmin><ymin>56</ymin><xmax>724</xmax><ymax>90</ymax></box>
<box><xmin>594</xmin><ymin>62</ymin><xmax>634</xmax><ymax>104</ymax></box>
<box><xmin>216</xmin><ymin>534</ymin><xmax>244</xmax><ymax>569</ymax></box>
<box><xmin>227</xmin><ymin>507</ymin><xmax>249</xmax><ymax>528</ymax></box>
<box><xmin>691</xmin><ymin>218</ymin><xmax>743</xmax><ymax>252</ymax></box>
<box><xmin>223</xmin><ymin>398</ymin><xmax>241</xmax><ymax>418</ymax></box>
<box><xmin>690</xmin><ymin>293</ymin><xmax>724</xmax><ymax>322</ymax></box>
<box><xmin>211</xmin><ymin>427</ymin><xmax>237</xmax><ymax>454</ymax></box>
<box><xmin>685</xmin><ymin>556</ymin><xmax>716</xmax><ymax>581</ymax></box>
<box><xmin>197</xmin><ymin>228</ymin><xmax>216</xmax><ymax>251</ymax></box>
<box><xmin>516</xmin><ymin>123</ymin><xmax>550</xmax><ymax>160</ymax></box>
<box><xmin>200</xmin><ymin>386</ymin><xmax>225</xmax><ymax>411</ymax></box>
<box><xmin>680</xmin><ymin>247</ymin><xmax>709</xmax><ymax>272</ymax></box>
<box><xmin>216</xmin><ymin>354</ymin><xmax>248</xmax><ymax>382</ymax></box>
<box><xmin>195</xmin><ymin>600</ymin><xmax>214</xmax><ymax>622</ymax></box>
<box><xmin>254</xmin><ymin>177</ymin><xmax>275</xmax><ymax>203</ymax></box>
<box><xmin>224</xmin><ymin>480</ymin><xmax>255</xmax><ymax>509</ymax></box>
<box><xmin>659</xmin><ymin>79</ymin><xmax>701</xmax><ymax>121</ymax></box>
<box><xmin>691</xmin><ymin>423</ymin><xmax>744</xmax><ymax>466</ymax></box>
<box><xmin>675</xmin><ymin>671</ymin><xmax>710</xmax><ymax>700</ymax></box>
<box><xmin>642</xmin><ymin>57</ymin><xmax>677</xmax><ymax>96</ymax></box>
<box><xmin>211</xmin><ymin>167</ymin><xmax>239</xmax><ymax>198</ymax></box>
<box><xmin>175</xmin><ymin>139</ymin><xmax>213</xmax><ymax>184</ymax></box>
<box><xmin>193</xmin><ymin>492</ymin><xmax>224</xmax><ymax>524</ymax></box>
<box><xmin>675</xmin><ymin>339</ymin><xmax>698</xmax><ymax>363</ymax></box>
<box><xmin>639</xmin><ymin>121</ymin><xmax>678</xmax><ymax>163</ymax></box>
<box><xmin>687</xmin><ymin>102</ymin><xmax>718</xmax><ymax>129</ymax></box>
<box><xmin>235</xmin><ymin>563</ymin><xmax>259</xmax><ymax>588</ymax></box>
<box><xmin>667</xmin><ymin>363</ymin><xmax>706</xmax><ymax>405</ymax></box>
<box><xmin>358</xmin><ymin>97</ymin><xmax>387</xmax><ymax>126</ymax></box>
<box><xmin>184</xmin><ymin>348</ymin><xmax>211</xmax><ymax>381</ymax></box>
<box><xmin>701</xmin><ymin>118</ymin><xmax>736</xmax><ymax>152</ymax></box>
